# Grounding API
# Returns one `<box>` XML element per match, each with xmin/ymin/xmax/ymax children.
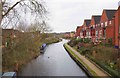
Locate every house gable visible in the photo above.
<box><xmin>90</xmin><ymin>16</ymin><xmax>95</xmax><ymax>26</ymax></box>
<box><xmin>85</xmin><ymin>20</ymin><xmax>91</xmax><ymax>27</ymax></box>
<box><xmin>83</xmin><ymin>20</ymin><xmax>87</xmax><ymax>27</ymax></box>
<box><xmin>105</xmin><ymin>10</ymin><xmax>116</xmax><ymax>20</ymax></box>
<box><xmin>100</xmin><ymin>10</ymin><xmax>108</xmax><ymax>23</ymax></box>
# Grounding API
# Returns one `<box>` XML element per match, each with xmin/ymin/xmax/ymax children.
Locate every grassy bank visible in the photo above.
<box><xmin>68</xmin><ymin>38</ymin><xmax>120</xmax><ymax>77</ymax></box>
<box><xmin>64</xmin><ymin>43</ymin><xmax>97</xmax><ymax>77</ymax></box>
<box><xmin>2</xmin><ymin>33</ymin><xmax>60</xmax><ymax>72</ymax></box>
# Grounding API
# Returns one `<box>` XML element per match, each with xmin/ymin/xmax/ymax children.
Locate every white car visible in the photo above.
<box><xmin>2</xmin><ymin>72</ymin><xmax>16</xmax><ymax>78</ymax></box>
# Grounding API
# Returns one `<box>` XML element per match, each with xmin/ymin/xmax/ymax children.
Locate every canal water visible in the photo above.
<box><xmin>18</xmin><ymin>39</ymin><xmax>87</xmax><ymax>76</ymax></box>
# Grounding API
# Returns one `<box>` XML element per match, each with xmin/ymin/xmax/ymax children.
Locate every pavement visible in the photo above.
<box><xmin>65</xmin><ymin>44</ymin><xmax>110</xmax><ymax>77</ymax></box>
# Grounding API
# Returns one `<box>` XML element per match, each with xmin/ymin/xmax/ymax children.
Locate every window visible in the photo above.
<box><xmin>109</xmin><ymin>21</ymin><xmax>112</xmax><ymax>25</ymax></box>
<box><xmin>89</xmin><ymin>32</ymin><xmax>91</xmax><ymax>36</ymax></box>
<box><xmin>96</xmin><ymin>30</ymin><xmax>98</xmax><ymax>36</ymax></box>
<box><xmin>99</xmin><ymin>30</ymin><xmax>102</xmax><ymax>35</ymax></box>
<box><xmin>87</xmin><ymin>32</ymin><xmax>89</xmax><ymax>36</ymax></box>
<box><xmin>80</xmin><ymin>32</ymin><xmax>83</xmax><ymax>36</ymax></box>
<box><xmin>101</xmin><ymin>23</ymin><xmax>103</xmax><ymax>27</ymax></box>
<box><xmin>93</xmin><ymin>25</ymin><xmax>95</xmax><ymax>28</ymax></box>
<box><xmin>105</xmin><ymin>21</ymin><xmax>107</xmax><ymax>26</ymax></box>
<box><xmin>96</xmin><ymin>24</ymin><xmax>97</xmax><ymax>26</ymax></box>
<box><xmin>103</xmin><ymin>29</ymin><xmax>106</xmax><ymax>37</ymax></box>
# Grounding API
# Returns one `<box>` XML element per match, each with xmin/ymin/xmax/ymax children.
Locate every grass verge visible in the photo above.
<box><xmin>64</xmin><ymin>43</ymin><xmax>98</xmax><ymax>77</ymax></box>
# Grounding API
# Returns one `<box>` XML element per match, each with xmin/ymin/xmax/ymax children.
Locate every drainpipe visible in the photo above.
<box><xmin>118</xmin><ymin>0</ymin><xmax>120</xmax><ymax>49</ymax></box>
<box><xmin>112</xmin><ymin>16</ymin><xmax>115</xmax><ymax>47</ymax></box>
<box><xmin>118</xmin><ymin>1</ymin><xmax>120</xmax><ymax>74</ymax></box>
<box><xmin>118</xmin><ymin>1</ymin><xmax>120</xmax><ymax>75</ymax></box>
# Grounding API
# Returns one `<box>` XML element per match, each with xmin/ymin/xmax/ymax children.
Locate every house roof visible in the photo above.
<box><xmin>92</xmin><ymin>16</ymin><xmax>101</xmax><ymax>24</ymax></box>
<box><xmin>84</xmin><ymin>20</ymin><xmax>91</xmax><ymax>26</ymax></box>
<box><xmin>118</xmin><ymin>6</ymin><xmax>120</xmax><ymax>10</ymax></box>
<box><xmin>76</xmin><ymin>26</ymin><xmax>80</xmax><ymax>31</ymax></box>
<box><xmin>77</xmin><ymin>26</ymin><xmax>80</xmax><ymax>29</ymax></box>
<box><xmin>79</xmin><ymin>26</ymin><xmax>83</xmax><ymax>28</ymax></box>
<box><xmin>104</xmin><ymin>10</ymin><xmax>116</xmax><ymax>20</ymax></box>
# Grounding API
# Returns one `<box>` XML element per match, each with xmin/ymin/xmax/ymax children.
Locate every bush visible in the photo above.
<box><xmin>83</xmin><ymin>38</ymin><xmax>91</xmax><ymax>43</ymax></box>
<box><xmin>76</xmin><ymin>38</ymin><xmax>84</xmax><ymax>43</ymax></box>
<box><xmin>87</xmin><ymin>55</ymin><xmax>120</xmax><ymax>77</ymax></box>
<box><xmin>68</xmin><ymin>39</ymin><xmax>79</xmax><ymax>47</ymax></box>
<box><xmin>99</xmin><ymin>38</ymin><xmax>113</xmax><ymax>47</ymax></box>
<box><xmin>108</xmin><ymin>38</ymin><xmax>112</xmax><ymax>44</ymax></box>
<box><xmin>78</xmin><ymin>47</ymin><xmax>91</xmax><ymax>55</ymax></box>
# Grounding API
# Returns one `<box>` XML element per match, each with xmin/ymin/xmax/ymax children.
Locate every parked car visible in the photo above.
<box><xmin>2</xmin><ymin>72</ymin><xmax>16</xmax><ymax>78</ymax></box>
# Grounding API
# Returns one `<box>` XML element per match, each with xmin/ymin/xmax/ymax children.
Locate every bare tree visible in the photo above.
<box><xmin>0</xmin><ymin>0</ymin><xmax>2</xmax><ymax>25</ymax></box>
<box><xmin>0</xmin><ymin>0</ymin><xmax>47</xmax><ymax>28</ymax></box>
<box><xmin>27</xmin><ymin>20</ymin><xmax>52</xmax><ymax>33</ymax></box>
<box><xmin>16</xmin><ymin>20</ymin><xmax>28</xmax><ymax>32</ymax></box>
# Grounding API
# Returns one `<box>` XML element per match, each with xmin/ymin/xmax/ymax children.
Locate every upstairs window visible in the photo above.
<box><xmin>105</xmin><ymin>21</ymin><xmax>107</xmax><ymax>26</ymax></box>
<box><xmin>109</xmin><ymin>21</ymin><xmax>112</xmax><ymax>25</ymax></box>
<box><xmin>98</xmin><ymin>24</ymin><xmax>100</xmax><ymax>26</ymax></box>
<box><xmin>96</xmin><ymin>24</ymin><xmax>97</xmax><ymax>27</ymax></box>
<box><xmin>101</xmin><ymin>23</ymin><xmax>103</xmax><ymax>27</ymax></box>
<box><xmin>93</xmin><ymin>25</ymin><xmax>95</xmax><ymax>28</ymax></box>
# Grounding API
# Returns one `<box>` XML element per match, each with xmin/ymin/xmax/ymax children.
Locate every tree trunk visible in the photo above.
<box><xmin>0</xmin><ymin>0</ymin><xmax>2</xmax><ymax>26</ymax></box>
<box><xmin>0</xmin><ymin>0</ymin><xmax>2</xmax><ymax>73</ymax></box>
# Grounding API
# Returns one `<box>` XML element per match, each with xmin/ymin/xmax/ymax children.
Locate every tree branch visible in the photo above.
<box><xmin>2</xmin><ymin>0</ymin><xmax>6</xmax><ymax>6</ymax></box>
<box><xmin>2</xmin><ymin>0</ymin><xmax>22</xmax><ymax>19</ymax></box>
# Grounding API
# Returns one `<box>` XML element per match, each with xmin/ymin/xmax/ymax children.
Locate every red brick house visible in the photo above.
<box><xmin>90</xmin><ymin>15</ymin><xmax>101</xmax><ymax>42</ymax></box>
<box><xmin>75</xmin><ymin>26</ymin><xmax>83</xmax><ymax>38</ymax></box>
<box><xmin>79</xmin><ymin>26</ymin><xmax>83</xmax><ymax>38</ymax></box>
<box><xmin>2</xmin><ymin>29</ymin><xmax>21</xmax><ymax>48</ymax></box>
<box><xmin>82</xmin><ymin>26</ymin><xmax>86</xmax><ymax>38</ymax></box>
<box><xmin>75</xmin><ymin>2</ymin><xmax>120</xmax><ymax>47</ymax></box>
<box><xmin>82</xmin><ymin>20</ymin><xmax>91</xmax><ymax>38</ymax></box>
<box><xmin>75</xmin><ymin>26</ymin><xmax>80</xmax><ymax>37</ymax></box>
<box><xmin>114</xmin><ymin>6</ymin><xmax>120</xmax><ymax>48</ymax></box>
<box><xmin>84</xmin><ymin>20</ymin><xmax>91</xmax><ymax>38</ymax></box>
<box><xmin>100</xmin><ymin>10</ymin><xmax>116</xmax><ymax>44</ymax></box>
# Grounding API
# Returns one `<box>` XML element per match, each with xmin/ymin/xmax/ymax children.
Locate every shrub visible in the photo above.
<box><xmin>87</xmin><ymin>55</ymin><xmax>120</xmax><ymax>77</ymax></box>
<box><xmin>83</xmin><ymin>38</ymin><xmax>91</xmax><ymax>43</ymax></box>
<box><xmin>68</xmin><ymin>39</ymin><xmax>79</xmax><ymax>47</ymax></box>
<box><xmin>76</xmin><ymin>38</ymin><xmax>84</xmax><ymax>43</ymax></box>
<box><xmin>108</xmin><ymin>38</ymin><xmax>112</xmax><ymax>44</ymax></box>
<box><xmin>79</xmin><ymin>47</ymin><xmax>91</xmax><ymax>55</ymax></box>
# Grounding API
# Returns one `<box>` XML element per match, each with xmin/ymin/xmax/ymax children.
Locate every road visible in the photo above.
<box><xmin>18</xmin><ymin>39</ymin><xmax>88</xmax><ymax>76</ymax></box>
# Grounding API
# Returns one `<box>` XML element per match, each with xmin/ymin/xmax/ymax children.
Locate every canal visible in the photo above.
<box><xmin>18</xmin><ymin>39</ymin><xmax>87</xmax><ymax>76</ymax></box>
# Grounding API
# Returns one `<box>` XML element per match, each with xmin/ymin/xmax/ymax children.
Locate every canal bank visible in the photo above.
<box><xmin>64</xmin><ymin>43</ymin><xmax>110</xmax><ymax>77</ymax></box>
<box><xmin>2</xmin><ymin>34</ymin><xmax>60</xmax><ymax>72</ymax></box>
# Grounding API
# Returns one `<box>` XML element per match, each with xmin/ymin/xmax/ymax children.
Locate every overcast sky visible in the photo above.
<box><xmin>45</xmin><ymin>0</ymin><xmax>119</xmax><ymax>33</ymax></box>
